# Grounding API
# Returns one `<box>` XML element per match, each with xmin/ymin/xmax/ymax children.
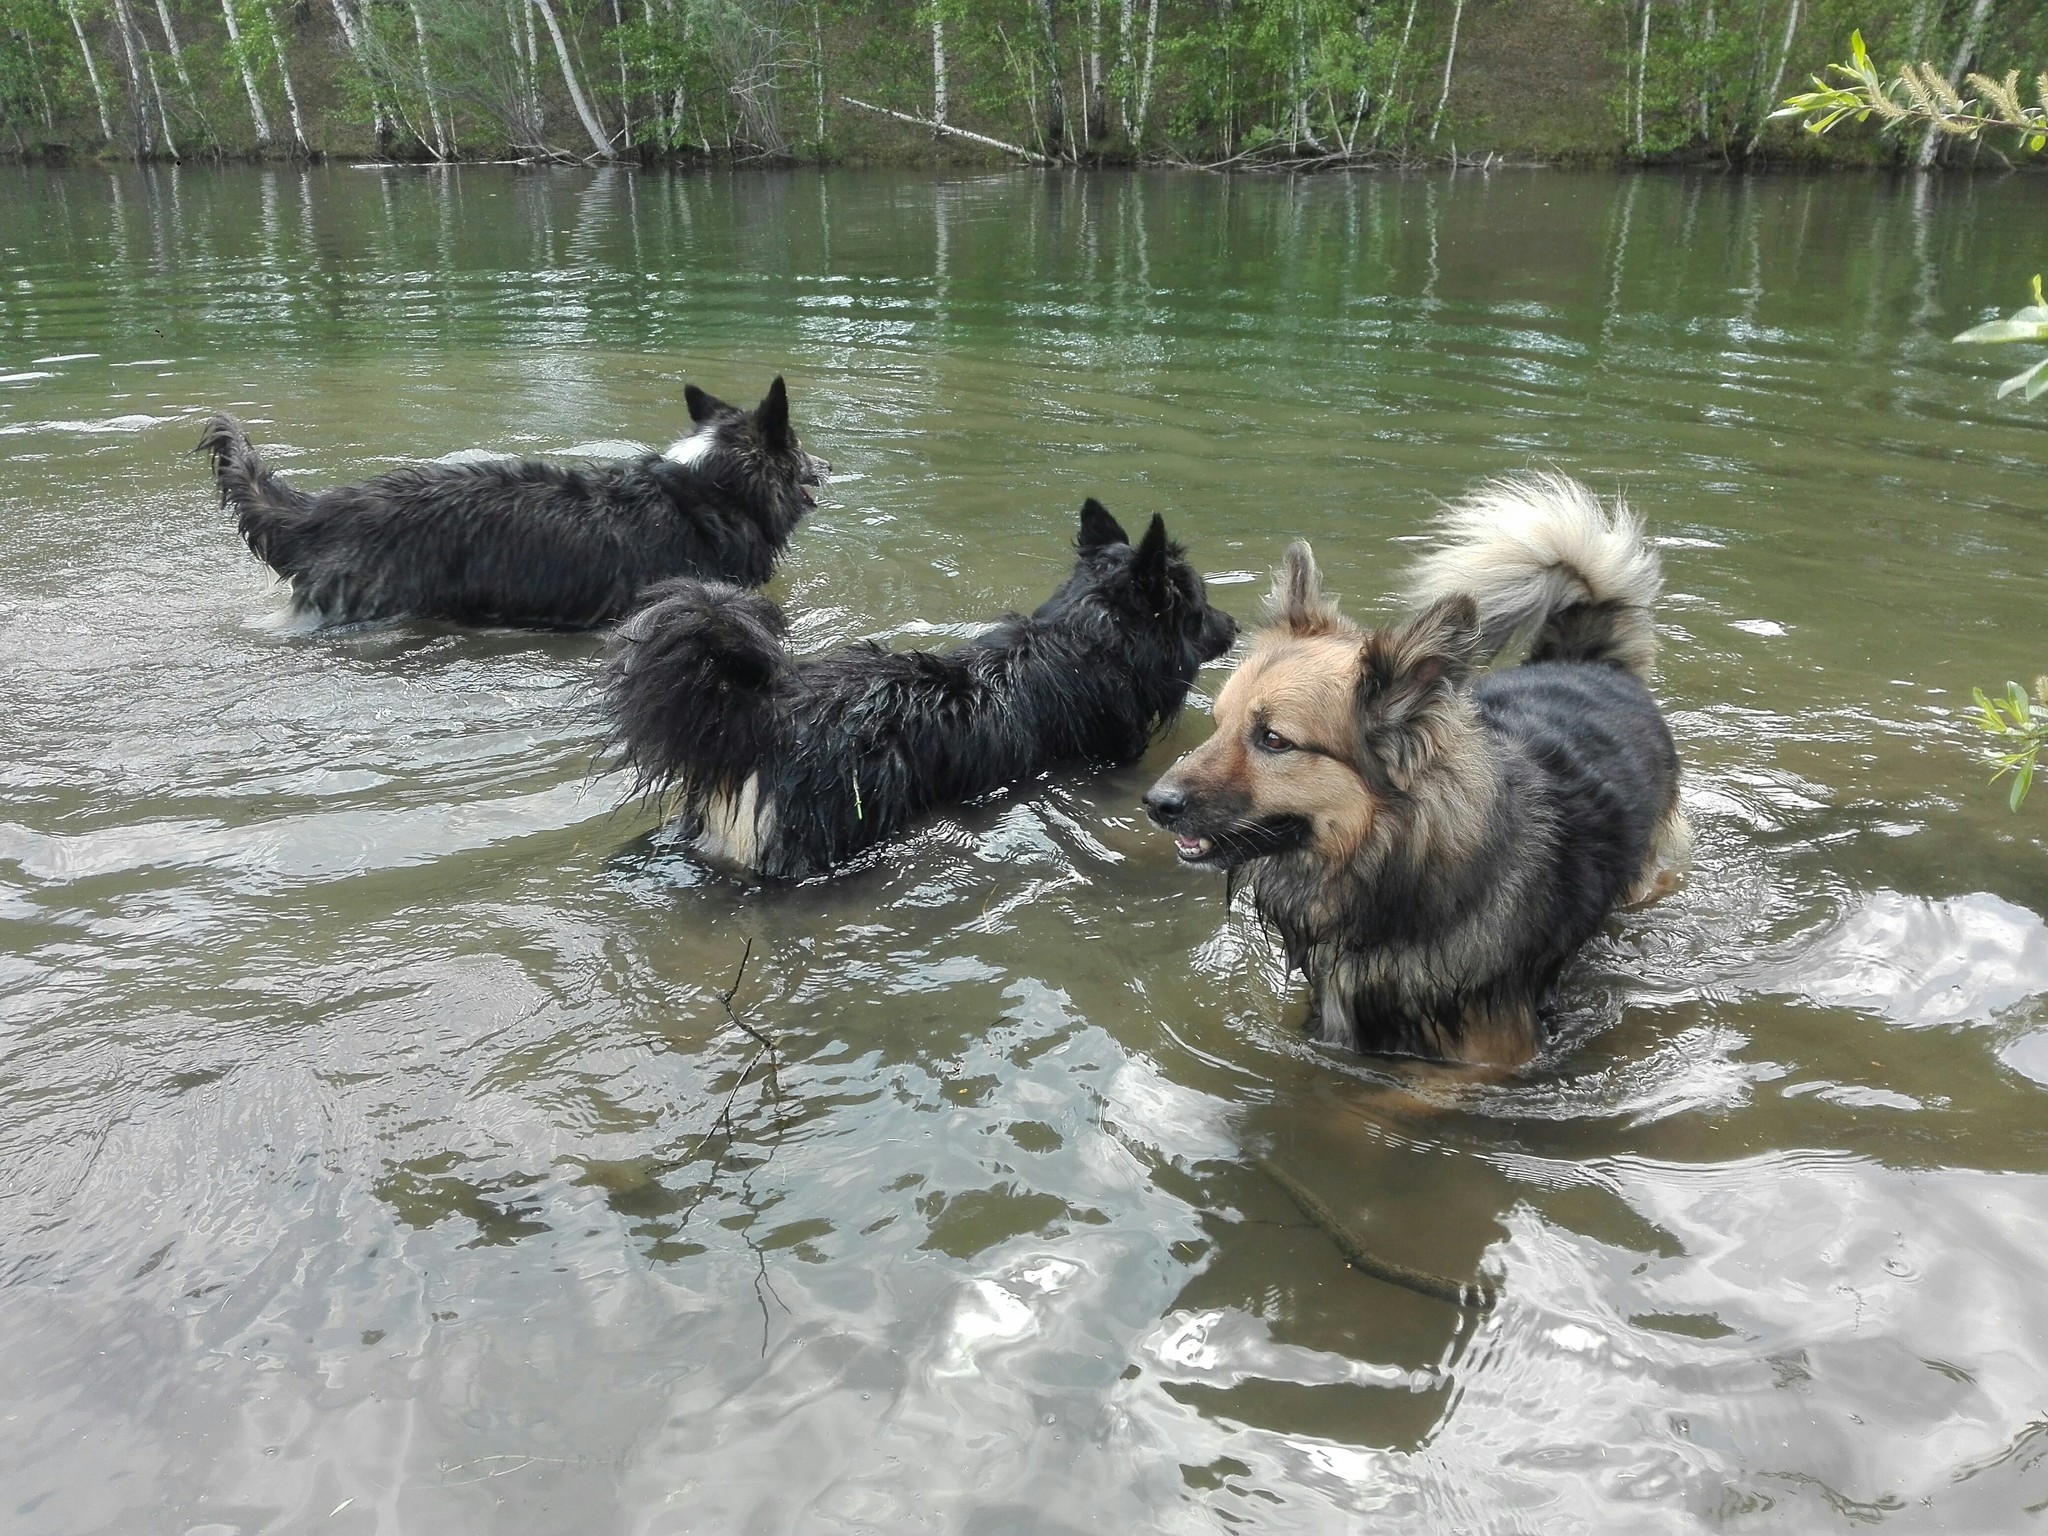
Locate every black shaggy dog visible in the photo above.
<box><xmin>197</xmin><ymin>377</ymin><xmax>827</xmax><ymax>630</ymax></box>
<box><xmin>1143</xmin><ymin>474</ymin><xmax>1686</xmax><ymax>1069</ymax></box>
<box><xmin>601</xmin><ymin>499</ymin><xmax>1238</xmax><ymax>879</ymax></box>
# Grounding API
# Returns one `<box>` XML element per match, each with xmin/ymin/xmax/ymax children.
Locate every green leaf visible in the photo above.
<box><xmin>2010</xmin><ymin>756</ymin><xmax>2035</xmax><ymax>810</ymax></box>
<box><xmin>1955</xmin><ymin>318</ymin><xmax>2048</xmax><ymax>344</ymax></box>
<box><xmin>2024</xmin><ymin>358</ymin><xmax>2048</xmax><ymax>402</ymax></box>
<box><xmin>1995</xmin><ymin>356</ymin><xmax>2048</xmax><ymax>399</ymax></box>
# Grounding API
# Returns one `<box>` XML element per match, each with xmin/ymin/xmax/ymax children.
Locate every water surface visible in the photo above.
<box><xmin>4</xmin><ymin>164</ymin><xmax>2048</xmax><ymax>1533</ymax></box>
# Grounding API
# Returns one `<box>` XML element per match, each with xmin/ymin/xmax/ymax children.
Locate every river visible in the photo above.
<box><xmin>3</xmin><ymin>164</ymin><xmax>2047</xmax><ymax>1532</ymax></box>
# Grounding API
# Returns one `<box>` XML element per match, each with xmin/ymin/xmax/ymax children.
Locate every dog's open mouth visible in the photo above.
<box><xmin>1173</xmin><ymin>834</ymin><xmax>1214</xmax><ymax>863</ymax></box>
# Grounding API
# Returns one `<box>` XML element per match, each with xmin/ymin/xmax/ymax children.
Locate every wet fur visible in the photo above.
<box><xmin>1145</xmin><ymin>474</ymin><xmax>1683</xmax><ymax>1067</ymax></box>
<box><xmin>602</xmin><ymin>500</ymin><xmax>1238</xmax><ymax>880</ymax></box>
<box><xmin>197</xmin><ymin>378</ymin><xmax>825</xmax><ymax>630</ymax></box>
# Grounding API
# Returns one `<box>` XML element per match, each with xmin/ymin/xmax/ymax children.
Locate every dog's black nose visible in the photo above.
<box><xmin>1142</xmin><ymin>784</ymin><xmax>1187</xmax><ymax>824</ymax></box>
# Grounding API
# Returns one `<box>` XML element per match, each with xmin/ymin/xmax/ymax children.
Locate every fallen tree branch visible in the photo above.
<box><xmin>839</xmin><ymin>94</ymin><xmax>1054</xmax><ymax>165</ymax></box>
<box><xmin>1258</xmin><ymin>1156</ymin><xmax>1495</xmax><ymax>1312</ymax></box>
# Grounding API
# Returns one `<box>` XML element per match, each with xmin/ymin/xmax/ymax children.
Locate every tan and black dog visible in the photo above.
<box><xmin>1143</xmin><ymin>474</ymin><xmax>1686</xmax><ymax>1068</ymax></box>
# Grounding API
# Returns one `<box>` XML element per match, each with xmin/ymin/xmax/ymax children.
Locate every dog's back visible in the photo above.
<box><xmin>260</xmin><ymin>456</ymin><xmax>779</xmax><ymax>629</ymax></box>
<box><xmin>1409</xmin><ymin>472</ymin><xmax>1684</xmax><ymax>912</ymax></box>
<box><xmin>605</xmin><ymin>502</ymin><xmax>1236</xmax><ymax>879</ymax></box>
<box><xmin>197</xmin><ymin>379</ymin><xmax>820</xmax><ymax>630</ymax></box>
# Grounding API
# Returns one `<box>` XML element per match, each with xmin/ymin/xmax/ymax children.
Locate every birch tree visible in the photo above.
<box><xmin>218</xmin><ymin>0</ymin><xmax>273</xmax><ymax>144</ymax></box>
<box><xmin>325</xmin><ymin>0</ymin><xmax>390</xmax><ymax>146</ymax></box>
<box><xmin>1034</xmin><ymin>0</ymin><xmax>1065</xmax><ymax>155</ymax></box>
<box><xmin>1430</xmin><ymin>0</ymin><xmax>1464</xmax><ymax>141</ymax></box>
<box><xmin>263</xmin><ymin>0</ymin><xmax>309</xmax><ymax>154</ymax></box>
<box><xmin>1915</xmin><ymin>0</ymin><xmax>1997</xmax><ymax>167</ymax></box>
<box><xmin>532</xmin><ymin>0</ymin><xmax>613</xmax><ymax>156</ymax></box>
<box><xmin>64</xmin><ymin>0</ymin><xmax>114</xmax><ymax>140</ymax></box>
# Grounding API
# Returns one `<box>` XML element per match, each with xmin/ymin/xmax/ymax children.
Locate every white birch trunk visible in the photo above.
<box><xmin>327</xmin><ymin>0</ymin><xmax>388</xmax><ymax>143</ymax></box>
<box><xmin>1698</xmin><ymin>0</ymin><xmax>1714</xmax><ymax>138</ymax></box>
<box><xmin>1033</xmin><ymin>0</ymin><xmax>1066</xmax><ymax>155</ymax></box>
<box><xmin>532</xmin><ymin>0</ymin><xmax>614</xmax><ymax>158</ymax></box>
<box><xmin>609</xmin><ymin>0</ymin><xmax>631</xmax><ymax>147</ymax></box>
<box><xmin>65</xmin><ymin>0</ymin><xmax>115</xmax><ymax>141</ymax></box>
<box><xmin>24</xmin><ymin>33</ymin><xmax>58</xmax><ymax>130</ymax></box>
<box><xmin>153</xmin><ymin>0</ymin><xmax>193</xmax><ymax>94</ymax></box>
<box><xmin>1746</xmin><ymin>0</ymin><xmax>1801</xmax><ymax>154</ymax></box>
<box><xmin>1904</xmin><ymin>0</ymin><xmax>1936</xmax><ymax>62</ymax></box>
<box><xmin>526</xmin><ymin>0</ymin><xmax>544</xmax><ymax>134</ymax></box>
<box><xmin>263</xmin><ymin>2</ymin><xmax>309</xmax><ymax>154</ymax></box>
<box><xmin>406</xmin><ymin>0</ymin><xmax>449</xmax><ymax>157</ymax></box>
<box><xmin>1634</xmin><ymin>0</ymin><xmax>1651</xmax><ymax>153</ymax></box>
<box><xmin>1133</xmin><ymin>0</ymin><xmax>1157</xmax><ymax>143</ymax></box>
<box><xmin>1430</xmin><ymin>0</ymin><xmax>1464</xmax><ymax>142</ymax></box>
<box><xmin>813</xmin><ymin>2</ymin><xmax>826</xmax><ymax>147</ymax></box>
<box><xmin>107</xmin><ymin>0</ymin><xmax>150</xmax><ymax>152</ymax></box>
<box><xmin>841</xmin><ymin>94</ymin><xmax>1052</xmax><ymax>163</ymax></box>
<box><xmin>218</xmin><ymin>0</ymin><xmax>274</xmax><ymax>145</ymax></box>
<box><xmin>138</xmin><ymin>16</ymin><xmax>180</xmax><ymax>155</ymax></box>
<box><xmin>931</xmin><ymin>9</ymin><xmax>947</xmax><ymax>127</ymax></box>
<box><xmin>1086</xmin><ymin>0</ymin><xmax>1104</xmax><ymax>140</ymax></box>
<box><xmin>1373</xmin><ymin>0</ymin><xmax>1417</xmax><ymax>144</ymax></box>
<box><xmin>1915</xmin><ymin>0</ymin><xmax>1995</xmax><ymax>168</ymax></box>
<box><xmin>1116</xmin><ymin>0</ymin><xmax>1133</xmax><ymax>136</ymax></box>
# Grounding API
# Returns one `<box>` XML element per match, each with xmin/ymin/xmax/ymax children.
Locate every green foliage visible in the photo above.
<box><xmin>7</xmin><ymin>0</ymin><xmax>2048</xmax><ymax>163</ymax></box>
<box><xmin>1972</xmin><ymin>679</ymin><xmax>2048</xmax><ymax>811</ymax></box>
<box><xmin>1954</xmin><ymin>274</ymin><xmax>2048</xmax><ymax>402</ymax></box>
<box><xmin>1154</xmin><ymin>0</ymin><xmax>1422</xmax><ymax>161</ymax></box>
<box><xmin>1776</xmin><ymin>27</ymin><xmax>2048</xmax><ymax>150</ymax></box>
<box><xmin>0</xmin><ymin>0</ymin><xmax>86</xmax><ymax>143</ymax></box>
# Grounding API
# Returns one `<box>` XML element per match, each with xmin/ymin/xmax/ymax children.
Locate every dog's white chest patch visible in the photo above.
<box><xmin>692</xmin><ymin>775</ymin><xmax>773</xmax><ymax>869</ymax></box>
<box><xmin>662</xmin><ymin>429</ymin><xmax>714</xmax><ymax>467</ymax></box>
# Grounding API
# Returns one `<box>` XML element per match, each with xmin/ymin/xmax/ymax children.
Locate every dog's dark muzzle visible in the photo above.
<box><xmin>1145</xmin><ymin>775</ymin><xmax>1304</xmax><ymax>870</ymax></box>
<box><xmin>1198</xmin><ymin>609</ymin><xmax>1238</xmax><ymax>663</ymax></box>
<box><xmin>1143</xmin><ymin>775</ymin><xmax>1229</xmax><ymax>867</ymax></box>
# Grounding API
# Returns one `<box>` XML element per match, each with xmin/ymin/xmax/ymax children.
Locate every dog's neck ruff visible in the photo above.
<box><xmin>663</xmin><ymin>428</ymin><xmax>715</xmax><ymax>467</ymax></box>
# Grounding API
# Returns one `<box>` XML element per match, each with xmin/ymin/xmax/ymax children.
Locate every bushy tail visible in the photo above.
<box><xmin>195</xmin><ymin>413</ymin><xmax>313</xmax><ymax>565</ymax></box>
<box><xmin>600</xmin><ymin>578</ymin><xmax>789</xmax><ymax>802</ymax></box>
<box><xmin>1404</xmin><ymin>472</ymin><xmax>1661</xmax><ymax>678</ymax></box>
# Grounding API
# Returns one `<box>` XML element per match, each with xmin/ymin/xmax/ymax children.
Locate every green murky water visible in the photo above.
<box><xmin>4</xmin><ymin>164</ymin><xmax>2048</xmax><ymax>1532</ymax></box>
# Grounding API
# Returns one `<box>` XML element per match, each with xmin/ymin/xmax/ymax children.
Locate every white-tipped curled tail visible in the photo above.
<box><xmin>1404</xmin><ymin>472</ymin><xmax>1661</xmax><ymax>679</ymax></box>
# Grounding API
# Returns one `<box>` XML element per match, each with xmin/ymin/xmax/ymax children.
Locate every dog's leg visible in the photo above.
<box><xmin>689</xmin><ymin>775</ymin><xmax>774</xmax><ymax>870</ymax></box>
<box><xmin>1627</xmin><ymin>800</ymin><xmax>1692</xmax><ymax>906</ymax></box>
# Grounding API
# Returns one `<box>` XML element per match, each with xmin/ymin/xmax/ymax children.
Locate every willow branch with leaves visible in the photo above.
<box><xmin>1973</xmin><ymin>680</ymin><xmax>2048</xmax><ymax>811</ymax></box>
<box><xmin>1773</xmin><ymin>29</ymin><xmax>2048</xmax><ymax>152</ymax></box>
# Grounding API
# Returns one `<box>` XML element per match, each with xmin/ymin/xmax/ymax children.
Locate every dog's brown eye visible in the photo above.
<box><xmin>1256</xmin><ymin>728</ymin><xmax>1295</xmax><ymax>754</ymax></box>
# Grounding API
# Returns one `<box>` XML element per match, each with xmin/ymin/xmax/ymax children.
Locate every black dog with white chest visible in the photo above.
<box><xmin>197</xmin><ymin>377</ymin><xmax>826</xmax><ymax>630</ymax></box>
<box><xmin>601</xmin><ymin>499</ymin><xmax>1238</xmax><ymax>880</ymax></box>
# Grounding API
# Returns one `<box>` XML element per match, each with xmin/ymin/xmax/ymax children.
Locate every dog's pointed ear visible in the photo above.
<box><xmin>1077</xmin><ymin>498</ymin><xmax>1128</xmax><ymax>550</ymax></box>
<box><xmin>754</xmin><ymin>376</ymin><xmax>793</xmax><ymax>448</ymax></box>
<box><xmin>1266</xmin><ymin>541</ymin><xmax>1348</xmax><ymax>637</ymax></box>
<box><xmin>1133</xmin><ymin>513</ymin><xmax>1173</xmax><ymax>589</ymax></box>
<box><xmin>1354</xmin><ymin>594</ymin><xmax>1482</xmax><ymax>778</ymax></box>
<box><xmin>685</xmin><ymin>384</ymin><xmax>730</xmax><ymax>424</ymax></box>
